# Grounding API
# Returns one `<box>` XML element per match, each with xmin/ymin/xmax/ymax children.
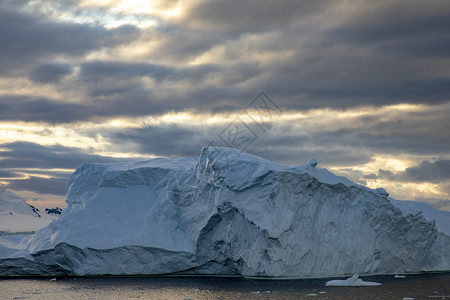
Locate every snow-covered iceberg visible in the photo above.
<box><xmin>1</xmin><ymin>147</ymin><xmax>449</xmax><ymax>277</ymax></box>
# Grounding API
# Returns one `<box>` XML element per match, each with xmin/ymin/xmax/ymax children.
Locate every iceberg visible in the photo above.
<box><xmin>0</xmin><ymin>188</ymin><xmax>56</xmax><ymax>235</ymax></box>
<box><xmin>325</xmin><ymin>273</ymin><xmax>381</xmax><ymax>286</ymax></box>
<box><xmin>0</xmin><ymin>147</ymin><xmax>449</xmax><ymax>277</ymax></box>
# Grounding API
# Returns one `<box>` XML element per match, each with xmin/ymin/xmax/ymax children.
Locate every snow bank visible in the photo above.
<box><xmin>325</xmin><ymin>274</ymin><xmax>381</xmax><ymax>286</ymax></box>
<box><xmin>1</xmin><ymin>147</ymin><xmax>450</xmax><ymax>277</ymax></box>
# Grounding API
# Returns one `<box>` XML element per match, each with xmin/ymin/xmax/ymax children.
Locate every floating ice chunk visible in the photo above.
<box><xmin>325</xmin><ymin>274</ymin><xmax>381</xmax><ymax>287</ymax></box>
<box><xmin>394</xmin><ymin>275</ymin><xmax>406</xmax><ymax>278</ymax></box>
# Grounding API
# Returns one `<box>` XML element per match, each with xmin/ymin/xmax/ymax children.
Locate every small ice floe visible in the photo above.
<box><xmin>325</xmin><ymin>273</ymin><xmax>381</xmax><ymax>287</ymax></box>
<box><xmin>49</xmin><ymin>278</ymin><xmax>57</xmax><ymax>281</ymax></box>
<box><xmin>402</xmin><ymin>298</ymin><xmax>415</xmax><ymax>300</ymax></box>
<box><xmin>306</xmin><ymin>293</ymin><xmax>317</xmax><ymax>296</ymax></box>
<box><xmin>394</xmin><ymin>275</ymin><xmax>406</xmax><ymax>278</ymax></box>
<box><xmin>319</xmin><ymin>291</ymin><xmax>327</xmax><ymax>294</ymax></box>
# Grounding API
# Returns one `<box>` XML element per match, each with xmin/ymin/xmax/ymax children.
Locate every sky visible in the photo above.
<box><xmin>0</xmin><ymin>0</ymin><xmax>449</xmax><ymax>211</ymax></box>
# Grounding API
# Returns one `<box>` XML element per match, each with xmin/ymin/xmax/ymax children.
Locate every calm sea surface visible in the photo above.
<box><xmin>0</xmin><ymin>273</ymin><xmax>449</xmax><ymax>299</ymax></box>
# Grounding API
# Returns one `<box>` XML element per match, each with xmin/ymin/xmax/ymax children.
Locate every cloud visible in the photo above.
<box><xmin>79</xmin><ymin>60</ymin><xmax>221</xmax><ymax>84</ymax></box>
<box><xmin>6</xmin><ymin>176</ymin><xmax>68</xmax><ymax>196</ymax></box>
<box><xmin>179</xmin><ymin>0</ymin><xmax>333</xmax><ymax>34</ymax></box>
<box><xmin>0</xmin><ymin>96</ymin><xmax>92</xmax><ymax>123</ymax></box>
<box><xmin>0</xmin><ymin>170</ymin><xmax>21</xmax><ymax>178</ymax></box>
<box><xmin>0</xmin><ymin>141</ymin><xmax>138</xmax><ymax>196</ymax></box>
<box><xmin>29</xmin><ymin>63</ymin><xmax>73</xmax><ymax>83</ymax></box>
<box><xmin>0</xmin><ymin>4</ymin><xmax>139</xmax><ymax>76</ymax></box>
<box><xmin>0</xmin><ymin>142</ymin><xmax>125</xmax><ymax>170</ymax></box>
<box><xmin>105</xmin><ymin>124</ymin><xmax>212</xmax><ymax>157</ymax></box>
<box><xmin>2</xmin><ymin>0</ymin><xmax>449</xmax><ymax>123</ymax></box>
<box><xmin>399</xmin><ymin>160</ymin><xmax>450</xmax><ymax>183</ymax></box>
<box><xmin>98</xmin><ymin>120</ymin><xmax>374</xmax><ymax>166</ymax></box>
<box><xmin>327</xmin><ymin>0</ymin><xmax>450</xmax><ymax>46</ymax></box>
<box><xmin>1</xmin><ymin>0</ymin><xmax>450</xmax><ymax>206</ymax></box>
<box><xmin>374</xmin><ymin>160</ymin><xmax>450</xmax><ymax>184</ymax></box>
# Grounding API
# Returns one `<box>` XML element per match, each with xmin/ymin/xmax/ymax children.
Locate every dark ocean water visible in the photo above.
<box><xmin>0</xmin><ymin>273</ymin><xmax>449</xmax><ymax>299</ymax></box>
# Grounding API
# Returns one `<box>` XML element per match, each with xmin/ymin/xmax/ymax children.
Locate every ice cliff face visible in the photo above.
<box><xmin>1</xmin><ymin>147</ymin><xmax>449</xmax><ymax>277</ymax></box>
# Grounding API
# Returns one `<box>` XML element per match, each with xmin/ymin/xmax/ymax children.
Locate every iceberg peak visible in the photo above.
<box><xmin>374</xmin><ymin>187</ymin><xmax>389</xmax><ymax>197</ymax></box>
<box><xmin>307</xmin><ymin>157</ymin><xmax>318</xmax><ymax>167</ymax></box>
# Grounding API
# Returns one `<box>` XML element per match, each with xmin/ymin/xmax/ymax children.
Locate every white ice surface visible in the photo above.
<box><xmin>325</xmin><ymin>274</ymin><xmax>381</xmax><ymax>286</ymax></box>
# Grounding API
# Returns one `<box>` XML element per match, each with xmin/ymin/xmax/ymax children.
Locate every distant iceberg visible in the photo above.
<box><xmin>0</xmin><ymin>147</ymin><xmax>449</xmax><ymax>277</ymax></box>
<box><xmin>0</xmin><ymin>188</ymin><xmax>56</xmax><ymax>235</ymax></box>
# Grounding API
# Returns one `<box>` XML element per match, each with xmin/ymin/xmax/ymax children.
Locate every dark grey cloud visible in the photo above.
<box><xmin>246</xmin><ymin>127</ymin><xmax>450</xmax><ymax>159</ymax></box>
<box><xmin>248</xmin><ymin>144</ymin><xmax>372</xmax><ymax>167</ymax></box>
<box><xmin>379</xmin><ymin>169</ymin><xmax>395</xmax><ymax>178</ymax></box>
<box><xmin>0</xmin><ymin>141</ymin><xmax>138</xmax><ymax>196</ymax></box>
<box><xmin>99</xmin><ymin>121</ymin><xmax>373</xmax><ymax>167</ymax></box>
<box><xmin>262</xmin><ymin>53</ymin><xmax>450</xmax><ymax>110</ymax></box>
<box><xmin>105</xmin><ymin>124</ymin><xmax>212</xmax><ymax>158</ymax></box>
<box><xmin>150</xmin><ymin>27</ymin><xmax>226</xmax><ymax>61</ymax></box>
<box><xmin>79</xmin><ymin>60</ymin><xmax>221</xmax><ymax>83</ymax></box>
<box><xmin>0</xmin><ymin>170</ymin><xmax>21</xmax><ymax>178</ymax></box>
<box><xmin>173</xmin><ymin>0</ymin><xmax>450</xmax><ymax>110</ymax></box>
<box><xmin>346</xmin><ymin>132</ymin><xmax>450</xmax><ymax>156</ymax></box>
<box><xmin>441</xmin><ymin>184</ymin><xmax>450</xmax><ymax>196</ymax></box>
<box><xmin>1</xmin><ymin>0</ymin><xmax>449</xmax><ymax>122</ymax></box>
<box><xmin>29</xmin><ymin>63</ymin><xmax>73</xmax><ymax>83</ymax></box>
<box><xmin>6</xmin><ymin>176</ymin><xmax>68</xmax><ymax>196</ymax></box>
<box><xmin>0</xmin><ymin>93</ymin><xmax>190</xmax><ymax>123</ymax></box>
<box><xmin>374</xmin><ymin>160</ymin><xmax>450</xmax><ymax>184</ymax></box>
<box><xmin>0</xmin><ymin>142</ymin><xmax>126</xmax><ymax>170</ymax></box>
<box><xmin>1</xmin><ymin>0</ymin><xmax>450</xmax><ymax>204</ymax></box>
<box><xmin>399</xmin><ymin>160</ymin><xmax>450</xmax><ymax>183</ymax></box>
<box><xmin>179</xmin><ymin>0</ymin><xmax>332</xmax><ymax>34</ymax></box>
<box><xmin>327</xmin><ymin>0</ymin><xmax>450</xmax><ymax>46</ymax></box>
<box><xmin>363</xmin><ymin>174</ymin><xmax>379</xmax><ymax>180</ymax></box>
<box><xmin>0</xmin><ymin>96</ymin><xmax>92</xmax><ymax>123</ymax></box>
<box><xmin>0</xmin><ymin>5</ymin><xmax>139</xmax><ymax>75</ymax></box>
